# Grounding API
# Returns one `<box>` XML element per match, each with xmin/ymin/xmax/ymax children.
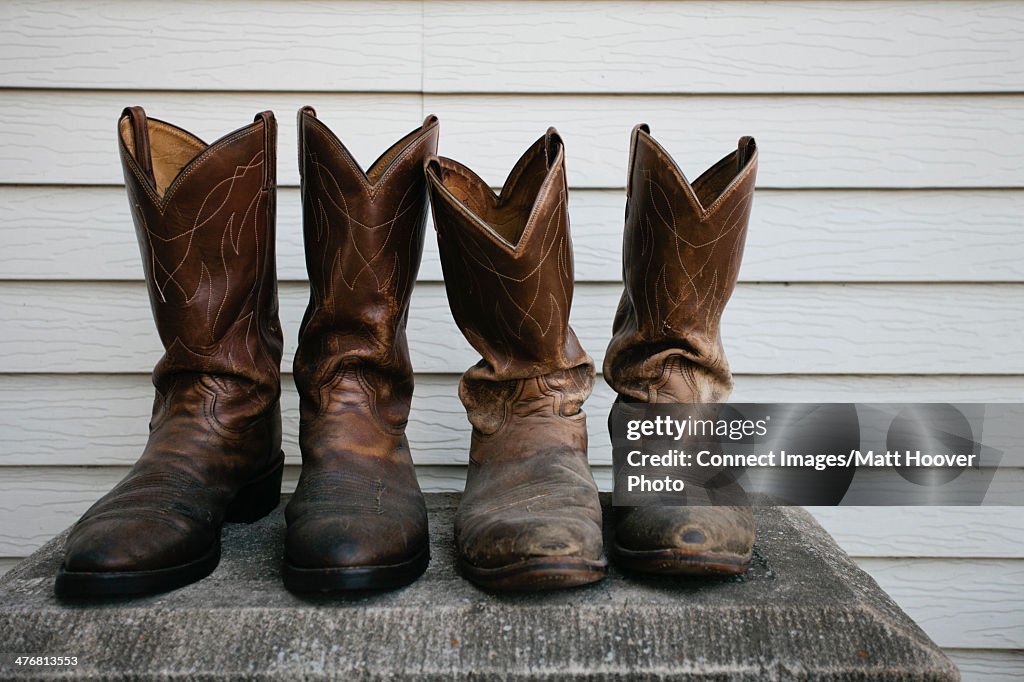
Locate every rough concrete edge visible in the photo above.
<box><xmin>0</xmin><ymin>501</ymin><xmax>962</xmax><ymax>681</ymax></box>
<box><xmin>780</xmin><ymin>507</ymin><xmax>960</xmax><ymax>681</ymax></box>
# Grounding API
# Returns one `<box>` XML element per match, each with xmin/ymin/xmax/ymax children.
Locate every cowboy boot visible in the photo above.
<box><xmin>605</xmin><ymin>125</ymin><xmax>759</xmax><ymax>575</ymax></box>
<box><xmin>55</xmin><ymin>108</ymin><xmax>284</xmax><ymax>597</ymax></box>
<box><xmin>425</xmin><ymin>129</ymin><xmax>606</xmax><ymax>591</ymax></box>
<box><xmin>283</xmin><ymin>108</ymin><xmax>438</xmax><ymax>591</ymax></box>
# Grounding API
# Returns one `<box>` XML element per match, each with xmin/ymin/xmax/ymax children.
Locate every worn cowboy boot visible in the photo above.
<box><xmin>425</xmin><ymin>129</ymin><xmax>605</xmax><ymax>591</ymax></box>
<box><xmin>55</xmin><ymin>108</ymin><xmax>284</xmax><ymax>597</ymax></box>
<box><xmin>605</xmin><ymin>125</ymin><xmax>758</xmax><ymax>575</ymax></box>
<box><xmin>283</xmin><ymin>109</ymin><xmax>438</xmax><ymax>592</ymax></box>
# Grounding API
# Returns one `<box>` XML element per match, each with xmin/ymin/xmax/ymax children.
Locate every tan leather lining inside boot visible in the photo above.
<box><xmin>438</xmin><ymin>145</ymin><xmax>549</xmax><ymax>245</ymax></box>
<box><xmin>119</xmin><ymin>119</ymin><xmax>206</xmax><ymax>197</ymax></box>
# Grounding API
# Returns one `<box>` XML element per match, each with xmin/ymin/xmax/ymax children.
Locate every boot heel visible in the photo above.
<box><xmin>226</xmin><ymin>452</ymin><xmax>284</xmax><ymax>522</ymax></box>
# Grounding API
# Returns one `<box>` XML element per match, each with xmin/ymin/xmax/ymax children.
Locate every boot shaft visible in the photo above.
<box><xmin>118</xmin><ymin>108</ymin><xmax>283</xmax><ymax>411</ymax></box>
<box><xmin>426</xmin><ymin>129</ymin><xmax>590</xmax><ymax>378</ymax></box>
<box><xmin>605</xmin><ymin>126</ymin><xmax>758</xmax><ymax>402</ymax></box>
<box><xmin>294</xmin><ymin>110</ymin><xmax>438</xmax><ymax>424</ymax></box>
<box><xmin>425</xmin><ymin>129</ymin><xmax>594</xmax><ymax>434</ymax></box>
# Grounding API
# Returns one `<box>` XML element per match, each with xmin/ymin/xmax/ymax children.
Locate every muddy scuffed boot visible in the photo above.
<box><xmin>605</xmin><ymin>125</ymin><xmax>759</xmax><ymax>575</ymax></box>
<box><xmin>283</xmin><ymin>109</ymin><xmax>439</xmax><ymax>591</ymax></box>
<box><xmin>425</xmin><ymin>129</ymin><xmax>606</xmax><ymax>591</ymax></box>
<box><xmin>56</xmin><ymin>108</ymin><xmax>284</xmax><ymax>597</ymax></box>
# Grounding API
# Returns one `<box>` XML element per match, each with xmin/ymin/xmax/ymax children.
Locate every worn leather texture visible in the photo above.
<box><xmin>285</xmin><ymin>109</ymin><xmax>438</xmax><ymax>574</ymax></box>
<box><xmin>605</xmin><ymin>125</ymin><xmax>758</xmax><ymax>570</ymax></box>
<box><xmin>61</xmin><ymin>109</ymin><xmax>284</xmax><ymax>579</ymax></box>
<box><xmin>426</xmin><ymin>130</ymin><xmax>605</xmax><ymax>587</ymax></box>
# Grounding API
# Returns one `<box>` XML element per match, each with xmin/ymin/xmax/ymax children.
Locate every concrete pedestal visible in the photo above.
<box><xmin>0</xmin><ymin>494</ymin><xmax>957</xmax><ymax>680</ymax></box>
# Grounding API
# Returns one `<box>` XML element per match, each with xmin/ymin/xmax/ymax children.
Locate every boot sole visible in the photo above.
<box><xmin>459</xmin><ymin>556</ymin><xmax>607</xmax><ymax>591</ymax></box>
<box><xmin>282</xmin><ymin>545</ymin><xmax>430</xmax><ymax>593</ymax></box>
<box><xmin>612</xmin><ymin>544</ymin><xmax>751</xmax><ymax>576</ymax></box>
<box><xmin>54</xmin><ymin>452</ymin><xmax>284</xmax><ymax>598</ymax></box>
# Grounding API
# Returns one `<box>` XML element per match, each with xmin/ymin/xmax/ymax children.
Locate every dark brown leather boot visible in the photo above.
<box><xmin>425</xmin><ymin>129</ymin><xmax>606</xmax><ymax>591</ymax></box>
<box><xmin>283</xmin><ymin>108</ymin><xmax>439</xmax><ymax>592</ymax></box>
<box><xmin>605</xmin><ymin>125</ymin><xmax>759</xmax><ymax>575</ymax></box>
<box><xmin>55</xmin><ymin>108</ymin><xmax>285</xmax><ymax>597</ymax></box>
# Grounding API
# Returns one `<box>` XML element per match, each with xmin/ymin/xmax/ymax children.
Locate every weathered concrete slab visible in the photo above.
<box><xmin>0</xmin><ymin>494</ymin><xmax>957</xmax><ymax>681</ymax></box>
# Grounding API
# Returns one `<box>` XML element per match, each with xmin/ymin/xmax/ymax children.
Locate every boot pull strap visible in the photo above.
<box><xmin>254</xmin><ymin>111</ymin><xmax>276</xmax><ymax>192</ymax></box>
<box><xmin>424</xmin><ymin>155</ymin><xmax>443</xmax><ymax>181</ymax></box>
<box><xmin>626</xmin><ymin>123</ymin><xmax>651</xmax><ymax>198</ymax></box>
<box><xmin>543</xmin><ymin>127</ymin><xmax>563</xmax><ymax>169</ymax></box>
<box><xmin>423</xmin><ymin>155</ymin><xmax>444</xmax><ymax>234</ymax></box>
<box><xmin>297</xmin><ymin>106</ymin><xmax>316</xmax><ymax>180</ymax></box>
<box><xmin>736</xmin><ymin>136</ymin><xmax>757</xmax><ymax>172</ymax></box>
<box><xmin>421</xmin><ymin>115</ymin><xmax>440</xmax><ymax>160</ymax></box>
<box><xmin>121</xmin><ymin>106</ymin><xmax>155</xmax><ymax>186</ymax></box>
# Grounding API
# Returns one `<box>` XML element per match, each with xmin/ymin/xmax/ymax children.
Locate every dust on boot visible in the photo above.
<box><xmin>283</xmin><ymin>109</ymin><xmax>439</xmax><ymax>592</ymax></box>
<box><xmin>425</xmin><ymin>129</ymin><xmax>606</xmax><ymax>591</ymax></box>
<box><xmin>56</xmin><ymin>108</ymin><xmax>284</xmax><ymax>597</ymax></box>
<box><xmin>605</xmin><ymin>124</ymin><xmax>759</xmax><ymax>575</ymax></box>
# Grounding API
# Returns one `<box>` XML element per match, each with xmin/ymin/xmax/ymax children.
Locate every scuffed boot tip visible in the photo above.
<box><xmin>54</xmin><ymin>541</ymin><xmax>222</xmax><ymax>598</ymax></box>
<box><xmin>612</xmin><ymin>542</ymin><xmax>752</xmax><ymax>577</ymax></box>
<box><xmin>458</xmin><ymin>555</ymin><xmax>607</xmax><ymax>592</ymax></box>
<box><xmin>680</xmin><ymin>529</ymin><xmax>707</xmax><ymax>544</ymax></box>
<box><xmin>282</xmin><ymin>545</ymin><xmax>430</xmax><ymax>593</ymax></box>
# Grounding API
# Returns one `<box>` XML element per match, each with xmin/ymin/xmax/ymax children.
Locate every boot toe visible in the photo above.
<box><xmin>62</xmin><ymin>515</ymin><xmax>208</xmax><ymax>573</ymax></box>
<box><xmin>286</xmin><ymin>513</ymin><xmax>428</xmax><ymax>569</ymax></box>
<box><xmin>615</xmin><ymin>505</ymin><xmax>755</xmax><ymax>557</ymax></box>
<box><xmin>458</xmin><ymin>512</ymin><xmax>603</xmax><ymax>569</ymax></box>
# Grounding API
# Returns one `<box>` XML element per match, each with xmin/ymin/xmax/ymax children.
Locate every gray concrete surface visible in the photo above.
<box><xmin>0</xmin><ymin>494</ymin><xmax>957</xmax><ymax>680</ymax></box>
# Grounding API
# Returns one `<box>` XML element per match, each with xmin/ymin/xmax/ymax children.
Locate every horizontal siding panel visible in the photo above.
<box><xmin>4</xmin><ymin>91</ymin><xmax>1024</xmax><ymax>189</ymax></box>
<box><xmin>424</xmin><ymin>1</ymin><xmax>1024</xmax><ymax>94</ymax></box>
<box><xmin>856</xmin><ymin>558</ymin><xmax>1024</xmax><ymax>649</ymax></box>
<box><xmin>0</xmin><ymin>1</ymin><xmax>423</xmax><ymax>91</ymax></box>
<box><xmin>809</xmin><ymin>507</ymin><xmax>1024</xmax><ymax>558</ymax></box>
<box><xmin>821</xmin><ymin>469</ymin><xmax>1024</xmax><ymax>506</ymax></box>
<box><xmin>0</xmin><ymin>90</ymin><xmax>421</xmax><ymax>187</ymax></box>
<box><xmin>4</xmin><ymin>186</ymin><xmax>1024</xmax><ymax>283</ymax></box>
<box><xmin>1</xmin><ymin>282</ymin><xmax>1022</xmax><ymax>375</ymax></box>
<box><xmin>3</xmin><ymin>373</ymin><xmax>1023</xmax><ymax>468</ymax></box>
<box><xmin>4</xmin><ymin>2</ymin><xmax>1022</xmax><ymax>94</ymax></box>
<box><xmin>947</xmin><ymin>650</ymin><xmax>1024</xmax><ymax>682</ymax></box>
<box><xmin>426</xmin><ymin>94</ymin><xmax>1024</xmax><ymax>189</ymax></box>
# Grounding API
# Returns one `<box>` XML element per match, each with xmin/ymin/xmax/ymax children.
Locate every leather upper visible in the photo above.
<box><xmin>605</xmin><ymin>125</ymin><xmax>758</xmax><ymax>403</ymax></box>
<box><xmin>286</xmin><ymin>109</ymin><xmax>438</xmax><ymax>569</ymax></box>
<box><xmin>120</xmin><ymin>107</ymin><xmax>284</xmax><ymax>424</ymax></box>
<box><xmin>293</xmin><ymin>109</ymin><xmax>439</xmax><ymax>422</ymax></box>
<box><xmin>425</xmin><ymin>129</ymin><xmax>595</xmax><ymax>436</ymax></box>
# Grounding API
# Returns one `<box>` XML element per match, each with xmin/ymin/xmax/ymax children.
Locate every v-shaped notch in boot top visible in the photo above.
<box><xmin>425</xmin><ymin>128</ymin><xmax>567</xmax><ymax>253</ymax></box>
<box><xmin>628</xmin><ymin>124</ymin><xmax>758</xmax><ymax>221</ymax></box>
<box><xmin>298</xmin><ymin>107</ymin><xmax>440</xmax><ymax>196</ymax></box>
<box><xmin>119</xmin><ymin>106</ymin><xmax>275</xmax><ymax>204</ymax></box>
